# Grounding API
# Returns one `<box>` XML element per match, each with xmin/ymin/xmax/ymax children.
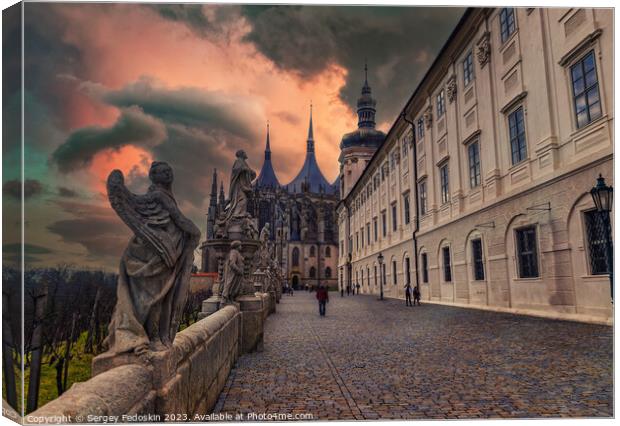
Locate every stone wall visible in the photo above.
<box><xmin>28</xmin><ymin>298</ymin><xmax>271</xmax><ymax>423</ymax></box>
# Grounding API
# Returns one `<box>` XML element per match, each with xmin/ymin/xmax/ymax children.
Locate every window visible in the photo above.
<box><xmin>571</xmin><ymin>51</ymin><xmax>602</xmax><ymax>128</ymax></box>
<box><xmin>471</xmin><ymin>238</ymin><xmax>485</xmax><ymax>280</ymax></box>
<box><xmin>402</xmin><ymin>139</ymin><xmax>408</xmax><ymax>158</ymax></box>
<box><xmin>417</xmin><ymin>118</ymin><xmax>424</xmax><ymax>139</ymax></box>
<box><xmin>360</xmin><ymin>269</ymin><xmax>364</xmax><ymax>286</ymax></box>
<box><xmin>584</xmin><ymin>210</ymin><xmax>611</xmax><ymax>275</ymax></box>
<box><xmin>403</xmin><ymin>192</ymin><xmax>411</xmax><ymax>225</ymax></box>
<box><xmin>405</xmin><ymin>257</ymin><xmax>411</xmax><ymax>285</ymax></box>
<box><xmin>468</xmin><ymin>141</ymin><xmax>481</xmax><ymax>188</ymax></box>
<box><xmin>348</xmin><ymin>237</ymin><xmax>352</xmax><ymax>254</ymax></box>
<box><xmin>440</xmin><ymin>164</ymin><xmax>450</xmax><ymax>204</ymax></box>
<box><xmin>361</xmin><ymin>228</ymin><xmax>364</xmax><ymax>248</ymax></box>
<box><xmin>367</xmin><ymin>267</ymin><xmax>370</xmax><ymax>287</ymax></box>
<box><xmin>436</xmin><ymin>90</ymin><xmax>446</xmax><ymax>118</ymax></box>
<box><xmin>325</xmin><ymin>267</ymin><xmax>332</xmax><ymax>279</ymax></box>
<box><xmin>419</xmin><ymin>180</ymin><xmax>428</xmax><ymax>216</ymax></box>
<box><xmin>500</xmin><ymin>8</ymin><xmax>516</xmax><ymax>43</ymax></box>
<box><xmin>392</xmin><ymin>260</ymin><xmax>397</xmax><ymax>285</ymax></box>
<box><xmin>310</xmin><ymin>246</ymin><xmax>316</xmax><ymax>257</ymax></box>
<box><xmin>381</xmin><ymin>165</ymin><xmax>386</xmax><ymax>181</ymax></box>
<box><xmin>382</xmin><ymin>264</ymin><xmax>387</xmax><ymax>287</ymax></box>
<box><xmin>325</xmin><ymin>246</ymin><xmax>331</xmax><ymax>258</ymax></box>
<box><xmin>373</xmin><ymin>217</ymin><xmax>378</xmax><ymax>241</ymax></box>
<box><xmin>463</xmin><ymin>51</ymin><xmax>474</xmax><ymax>86</ymax></box>
<box><xmin>366</xmin><ymin>223</ymin><xmax>371</xmax><ymax>244</ymax></box>
<box><xmin>391</xmin><ymin>203</ymin><xmax>397</xmax><ymax>231</ymax></box>
<box><xmin>374</xmin><ymin>265</ymin><xmax>378</xmax><ymax>287</ymax></box>
<box><xmin>355</xmin><ymin>232</ymin><xmax>359</xmax><ymax>251</ymax></box>
<box><xmin>508</xmin><ymin>107</ymin><xmax>527</xmax><ymax>165</ymax></box>
<box><xmin>516</xmin><ymin>226</ymin><xmax>539</xmax><ymax>278</ymax></box>
<box><xmin>442</xmin><ymin>246</ymin><xmax>452</xmax><ymax>282</ymax></box>
<box><xmin>381</xmin><ymin>210</ymin><xmax>387</xmax><ymax>237</ymax></box>
<box><xmin>292</xmin><ymin>247</ymin><xmax>300</xmax><ymax>266</ymax></box>
<box><xmin>421</xmin><ymin>253</ymin><xmax>429</xmax><ymax>283</ymax></box>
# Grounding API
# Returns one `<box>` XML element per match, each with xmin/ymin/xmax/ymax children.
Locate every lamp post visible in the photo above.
<box><xmin>590</xmin><ymin>174</ymin><xmax>614</xmax><ymax>302</ymax></box>
<box><xmin>377</xmin><ymin>252</ymin><xmax>384</xmax><ymax>301</ymax></box>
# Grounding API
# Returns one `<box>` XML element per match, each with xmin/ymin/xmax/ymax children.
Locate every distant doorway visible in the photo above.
<box><xmin>292</xmin><ymin>275</ymin><xmax>300</xmax><ymax>290</ymax></box>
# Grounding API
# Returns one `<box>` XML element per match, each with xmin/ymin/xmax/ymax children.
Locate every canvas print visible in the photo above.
<box><xmin>1</xmin><ymin>2</ymin><xmax>614</xmax><ymax>424</ymax></box>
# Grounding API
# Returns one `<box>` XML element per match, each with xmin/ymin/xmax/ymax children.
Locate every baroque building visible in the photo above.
<box><xmin>202</xmin><ymin>107</ymin><xmax>340</xmax><ymax>290</ymax></box>
<box><xmin>337</xmin><ymin>7</ymin><xmax>613</xmax><ymax>323</ymax></box>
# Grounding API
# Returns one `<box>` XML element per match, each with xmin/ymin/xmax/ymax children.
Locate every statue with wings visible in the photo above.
<box><xmin>104</xmin><ymin>161</ymin><xmax>201</xmax><ymax>355</ymax></box>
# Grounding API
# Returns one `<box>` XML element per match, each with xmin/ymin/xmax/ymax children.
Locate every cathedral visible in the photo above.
<box><xmin>202</xmin><ymin>68</ymin><xmax>384</xmax><ymax>291</ymax></box>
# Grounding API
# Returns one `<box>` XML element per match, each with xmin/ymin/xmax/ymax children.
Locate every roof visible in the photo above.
<box><xmin>340</xmin><ymin>127</ymin><xmax>386</xmax><ymax>150</ymax></box>
<box><xmin>286</xmin><ymin>151</ymin><xmax>335</xmax><ymax>195</ymax></box>
<box><xmin>254</xmin><ymin>124</ymin><xmax>281</xmax><ymax>189</ymax></box>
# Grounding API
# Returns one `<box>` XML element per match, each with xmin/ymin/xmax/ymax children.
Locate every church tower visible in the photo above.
<box><xmin>338</xmin><ymin>64</ymin><xmax>386</xmax><ymax>198</ymax></box>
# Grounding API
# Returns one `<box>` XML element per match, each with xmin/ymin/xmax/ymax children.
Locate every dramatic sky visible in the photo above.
<box><xmin>3</xmin><ymin>3</ymin><xmax>463</xmax><ymax>270</ymax></box>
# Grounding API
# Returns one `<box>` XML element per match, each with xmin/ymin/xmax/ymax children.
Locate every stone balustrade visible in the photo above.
<box><xmin>28</xmin><ymin>289</ymin><xmax>278</xmax><ymax>423</ymax></box>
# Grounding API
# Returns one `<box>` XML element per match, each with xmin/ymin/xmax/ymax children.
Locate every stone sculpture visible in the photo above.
<box><xmin>104</xmin><ymin>162</ymin><xmax>200</xmax><ymax>355</ymax></box>
<box><xmin>221</xmin><ymin>240</ymin><xmax>245</xmax><ymax>304</ymax></box>
<box><xmin>223</xmin><ymin>150</ymin><xmax>256</xmax><ymax>222</ymax></box>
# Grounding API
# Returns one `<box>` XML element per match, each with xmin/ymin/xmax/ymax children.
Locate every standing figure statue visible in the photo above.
<box><xmin>221</xmin><ymin>240</ymin><xmax>245</xmax><ymax>304</ymax></box>
<box><xmin>223</xmin><ymin>150</ymin><xmax>256</xmax><ymax>221</ymax></box>
<box><xmin>105</xmin><ymin>162</ymin><xmax>200</xmax><ymax>355</ymax></box>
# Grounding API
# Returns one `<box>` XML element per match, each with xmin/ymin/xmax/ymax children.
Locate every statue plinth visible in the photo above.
<box><xmin>199</xmin><ymin>237</ymin><xmax>261</xmax><ymax>317</ymax></box>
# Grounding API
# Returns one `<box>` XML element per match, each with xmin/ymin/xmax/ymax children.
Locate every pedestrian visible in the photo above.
<box><xmin>405</xmin><ymin>282</ymin><xmax>412</xmax><ymax>306</ymax></box>
<box><xmin>356</xmin><ymin>283</ymin><xmax>360</xmax><ymax>295</ymax></box>
<box><xmin>290</xmin><ymin>286</ymin><xmax>294</xmax><ymax>296</ymax></box>
<box><xmin>316</xmin><ymin>284</ymin><xmax>329</xmax><ymax>316</ymax></box>
<box><xmin>284</xmin><ymin>282</ymin><xmax>289</xmax><ymax>295</ymax></box>
<box><xmin>413</xmin><ymin>286</ymin><xmax>421</xmax><ymax>306</ymax></box>
<box><xmin>346</xmin><ymin>285</ymin><xmax>350</xmax><ymax>296</ymax></box>
<box><xmin>341</xmin><ymin>287</ymin><xmax>344</xmax><ymax>297</ymax></box>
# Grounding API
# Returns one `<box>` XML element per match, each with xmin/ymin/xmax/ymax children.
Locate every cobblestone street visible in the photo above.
<box><xmin>215</xmin><ymin>292</ymin><xmax>613</xmax><ymax>420</ymax></box>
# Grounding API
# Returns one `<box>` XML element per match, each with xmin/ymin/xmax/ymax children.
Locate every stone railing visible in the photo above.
<box><xmin>28</xmin><ymin>291</ymin><xmax>276</xmax><ymax>423</ymax></box>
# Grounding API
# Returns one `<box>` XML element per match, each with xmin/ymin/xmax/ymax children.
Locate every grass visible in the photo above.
<box><xmin>3</xmin><ymin>331</ymin><xmax>94</xmax><ymax>413</ymax></box>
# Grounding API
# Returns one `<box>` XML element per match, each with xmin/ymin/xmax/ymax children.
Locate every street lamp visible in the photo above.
<box><xmin>590</xmin><ymin>174</ymin><xmax>614</xmax><ymax>302</ymax></box>
<box><xmin>377</xmin><ymin>252</ymin><xmax>384</xmax><ymax>301</ymax></box>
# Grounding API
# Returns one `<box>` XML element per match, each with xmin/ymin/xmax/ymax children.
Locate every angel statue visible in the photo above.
<box><xmin>104</xmin><ymin>161</ymin><xmax>201</xmax><ymax>355</ymax></box>
<box><xmin>223</xmin><ymin>150</ymin><xmax>256</xmax><ymax>221</ymax></box>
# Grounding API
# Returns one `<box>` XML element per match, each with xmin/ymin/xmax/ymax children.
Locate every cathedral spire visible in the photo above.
<box><xmin>209</xmin><ymin>168</ymin><xmax>218</xmax><ymax>207</ymax></box>
<box><xmin>307</xmin><ymin>102</ymin><xmax>314</xmax><ymax>152</ymax></box>
<box><xmin>265</xmin><ymin>121</ymin><xmax>271</xmax><ymax>160</ymax></box>
<box><xmin>219</xmin><ymin>182</ymin><xmax>226</xmax><ymax>210</ymax></box>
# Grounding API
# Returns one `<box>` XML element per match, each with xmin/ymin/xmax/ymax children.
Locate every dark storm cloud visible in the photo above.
<box><xmin>151</xmin><ymin>4</ymin><xmax>464</xmax><ymax>124</ymax></box>
<box><xmin>239</xmin><ymin>5</ymin><xmax>464</xmax><ymax>123</ymax></box>
<box><xmin>51</xmin><ymin>106</ymin><xmax>166</xmax><ymax>173</ymax></box>
<box><xmin>3</xmin><ymin>179</ymin><xmax>44</xmax><ymax>200</ymax></box>
<box><xmin>65</xmin><ymin>77</ymin><xmax>265</xmax><ymax>207</ymax></box>
<box><xmin>47</xmin><ymin>200</ymin><xmax>129</xmax><ymax>260</ymax></box>
<box><xmin>102</xmin><ymin>77</ymin><xmax>259</xmax><ymax>141</ymax></box>
<box><xmin>147</xmin><ymin>4</ymin><xmax>241</xmax><ymax>39</ymax></box>
<box><xmin>57</xmin><ymin>186</ymin><xmax>78</xmax><ymax>197</ymax></box>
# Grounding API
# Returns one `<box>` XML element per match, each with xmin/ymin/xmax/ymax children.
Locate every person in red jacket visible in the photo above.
<box><xmin>316</xmin><ymin>284</ymin><xmax>329</xmax><ymax>316</ymax></box>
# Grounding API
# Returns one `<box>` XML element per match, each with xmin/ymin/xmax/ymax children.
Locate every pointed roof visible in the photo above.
<box><xmin>255</xmin><ymin>122</ymin><xmax>281</xmax><ymax>189</ymax></box>
<box><xmin>286</xmin><ymin>104</ymin><xmax>335</xmax><ymax>195</ymax></box>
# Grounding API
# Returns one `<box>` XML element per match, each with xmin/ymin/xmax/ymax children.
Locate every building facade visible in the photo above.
<box><xmin>202</xmin><ymin>108</ymin><xmax>339</xmax><ymax>290</ymax></box>
<box><xmin>337</xmin><ymin>7</ymin><xmax>613</xmax><ymax>322</ymax></box>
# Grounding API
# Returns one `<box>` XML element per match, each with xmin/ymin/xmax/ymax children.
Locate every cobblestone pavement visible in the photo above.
<box><xmin>215</xmin><ymin>292</ymin><xmax>613</xmax><ymax>420</ymax></box>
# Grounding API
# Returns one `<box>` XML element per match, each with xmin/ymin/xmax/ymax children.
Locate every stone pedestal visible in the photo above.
<box><xmin>237</xmin><ymin>294</ymin><xmax>264</xmax><ymax>354</ymax></box>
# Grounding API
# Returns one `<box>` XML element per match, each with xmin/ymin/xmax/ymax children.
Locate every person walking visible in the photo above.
<box><xmin>356</xmin><ymin>283</ymin><xmax>360</xmax><ymax>295</ymax></box>
<box><xmin>341</xmin><ymin>287</ymin><xmax>344</xmax><ymax>297</ymax></box>
<box><xmin>413</xmin><ymin>286</ymin><xmax>421</xmax><ymax>306</ymax></box>
<box><xmin>316</xmin><ymin>284</ymin><xmax>329</xmax><ymax>316</ymax></box>
<box><xmin>405</xmin><ymin>283</ymin><xmax>413</xmax><ymax>306</ymax></box>
<box><xmin>346</xmin><ymin>285</ymin><xmax>350</xmax><ymax>296</ymax></box>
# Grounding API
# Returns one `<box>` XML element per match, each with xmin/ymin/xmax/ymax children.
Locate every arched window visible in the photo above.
<box><xmin>292</xmin><ymin>247</ymin><xmax>300</xmax><ymax>267</ymax></box>
<box><xmin>310</xmin><ymin>246</ymin><xmax>316</xmax><ymax>257</ymax></box>
<box><xmin>325</xmin><ymin>246</ymin><xmax>331</xmax><ymax>257</ymax></box>
<box><xmin>325</xmin><ymin>267</ymin><xmax>332</xmax><ymax>278</ymax></box>
<box><xmin>309</xmin><ymin>267</ymin><xmax>316</xmax><ymax>278</ymax></box>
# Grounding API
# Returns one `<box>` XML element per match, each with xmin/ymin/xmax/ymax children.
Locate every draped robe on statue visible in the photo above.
<box><xmin>223</xmin><ymin>154</ymin><xmax>256</xmax><ymax>221</ymax></box>
<box><xmin>105</xmin><ymin>169</ymin><xmax>198</xmax><ymax>354</ymax></box>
